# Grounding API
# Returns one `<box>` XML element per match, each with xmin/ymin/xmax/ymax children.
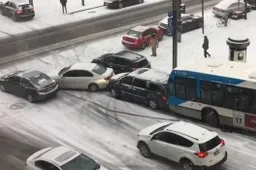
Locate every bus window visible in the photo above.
<box><xmin>224</xmin><ymin>85</ymin><xmax>240</xmax><ymax>109</ymax></box>
<box><xmin>174</xmin><ymin>76</ymin><xmax>196</xmax><ymax>101</ymax></box>
<box><xmin>200</xmin><ymin>81</ymin><xmax>224</xmax><ymax>106</ymax></box>
<box><xmin>237</xmin><ymin>88</ymin><xmax>252</xmax><ymax>112</ymax></box>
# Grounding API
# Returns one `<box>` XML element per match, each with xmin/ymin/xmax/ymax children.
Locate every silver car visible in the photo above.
<box><xmin>213</xmin><ymin>0</ymin><xmax>251</xmax><ymax>17</ymax></box>
<box><xmin>49</xmin><ymin>63</ymin><xmax>114</xmax><ymax>92</ymax></box>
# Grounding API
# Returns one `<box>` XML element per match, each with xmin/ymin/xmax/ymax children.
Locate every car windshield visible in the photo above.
<box><xmin>61</xmin><ymin>154</ymin><xmax>100</xmax><ymax>170</ymax></box>
<box><xmin>199</xmin><ymin>136</ymin><xmax>221</xmax><ymax>152</ymax></box>
<box><xmin>29</xmin><ymin>73</ymin><xmax>52</xmax><ymax>87</ymax></box>
<box><xmin>92</xmin><ymin>64</ymin><xmax>107</xmax><ymax>75</ymax></box>
<box><xmin>59</xmin><ymin>66</ymin><xmax>71</xmax><ymax>75</ymax></box>
<box><xmin>127</xmin><ymin>30</ymin><xmax>141</xmax><ymax>37</ymax></box>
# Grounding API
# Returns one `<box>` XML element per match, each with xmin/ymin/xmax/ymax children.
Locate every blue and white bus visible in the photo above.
<box><xmin>167</xmin><ymin>59</ymin><xmax>256</xmax><ymax>132</ymax></box>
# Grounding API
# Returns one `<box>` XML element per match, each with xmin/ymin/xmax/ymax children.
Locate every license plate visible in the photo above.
<box><xmin>214</xmin><ymin>149</ymin><xmax>219</xmax><ymax>156</ymax></box>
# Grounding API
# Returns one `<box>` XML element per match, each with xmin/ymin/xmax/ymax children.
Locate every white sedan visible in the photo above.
<box><xmin>25</xmin><ymin>146</ymin><xmax>109</xmax><ymax>170</ymax></box>
<box><xmin>49</xmin><ymin>63</ymin><xmax>114</xmax><ymax>92</ymax></box>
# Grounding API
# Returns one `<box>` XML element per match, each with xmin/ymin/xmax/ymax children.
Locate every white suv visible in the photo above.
<box><xmin>137</xmin><ymin>121</ymin><xmax>227</xmax><ymax>170</ymax></box>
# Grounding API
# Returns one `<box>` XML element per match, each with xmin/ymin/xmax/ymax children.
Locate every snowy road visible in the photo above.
<box><xmin>1</xmin><ymin>9</ymin><xmax>256</xmax><ymax>170</ymax></box>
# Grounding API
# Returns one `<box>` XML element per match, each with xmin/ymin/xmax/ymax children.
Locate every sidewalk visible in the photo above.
<box><xmin>0</xmin><ymin>0</ymin><xmax>165</xmax><ymax>39</ymax></box>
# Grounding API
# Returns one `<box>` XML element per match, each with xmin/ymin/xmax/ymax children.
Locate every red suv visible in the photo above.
<box><xmin>122</xmin><ymin>25</ymin><xmax>164</xmax><ymax>49</ymax></box>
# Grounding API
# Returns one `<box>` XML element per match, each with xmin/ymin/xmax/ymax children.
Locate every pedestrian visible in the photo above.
<box><xmin>202</xmin><ymin>35</ymin><xmax>210</xmax><ymax>58</ymax></box>
<box><xmin>149</xmin><ymin>34</ymin><xmax>158</xmax><ymax>57</ymax></box>
<box><xmin>60</xmin><ymin>0</ymin><xmax>67</xmax><ymax>14</ymax></box>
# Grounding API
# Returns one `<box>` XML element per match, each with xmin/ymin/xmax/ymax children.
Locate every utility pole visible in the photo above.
<box><xmin>82</xmin><ymin>0</ymin><xmax>85</xmax><ymax>6</ymax></box>
<box><xmin>202</xmin><ymin>0</ymin><xmax>204</xmax><ymax>34</ymax></box>
<box><xmin>172</xmin><ymin>0</ymin><xmax>178</xmax><ymax>69</ymax></box>
<box><xmin>244</xmin><ymin>0</ymin><xmax>248</xmax><ymax>19</ymax></box>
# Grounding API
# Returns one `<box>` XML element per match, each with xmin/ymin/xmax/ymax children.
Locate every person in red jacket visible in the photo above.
<box><xmin>60</xmin><ymin>0</ymin><xmax>67</xmax><ymax>14</ymax></box>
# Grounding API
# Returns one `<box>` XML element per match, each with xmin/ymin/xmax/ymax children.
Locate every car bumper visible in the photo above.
<box><xmin>122</xmin><ymin>41</ymin><xmax>141</xmax><ymax>49</ymax></box>
<box><xmin>18</xmin><ymin>14</ymin><xmax>35</xmax><ymax>18</ymax></box>
<box><xmin>35</xmin><ymin>86</ymin><xmax>59</xmax><ymax>101</ymax></box>
<box><xmin>196</xmin><ymin>151</ymin><xmax>228</xmax><ymax>169</ymax></box>
<box><xmin>104</xmin><ymin>1</ymin><xmax>118</xmax><ymax>6</ymax></box>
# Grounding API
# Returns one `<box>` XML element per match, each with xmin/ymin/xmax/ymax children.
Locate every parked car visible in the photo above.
<box><xmin>0</xmin><ymin>0</ymin><xmax>35</xmax><ymax>21</ymax></box>
<box><xmin>158</xmin><ymin>13</ymin><xmax>203</xmax><ymax>34</ymax></box>
<box><xmin>137</xmin><ymin>121</ymin><xmax>228</xmax><ymax>170</ymax></box>
<box><xmin>122</xmin><ymin>25</ymin><xmax>164</xmax><ymax>49</ymax></box>
<box><xmin>212</xmin><ymin>0</ymin><xmax>251</xmax><ymax>17</ymax></box>
<box><xmin>49</xmin><ymin>63</ymin><xmax>114</xmax><ymax>92</ymax></box>
<box><xmin>248</xmin><ymin>0</ymin><xmax>256</xmax><ymax>10</ymax></box>
<box><xmin>104</xmin><ymin>0</ymin><xmax>144</xmax><ymax>9</ymax></box>
<box><xmin>26</xmin><ymin>146</ymin><xmax>109</xmax><ymax>170</ymax></box>
<box><xmin>108</xmin><ymin>68</ymin><xmax>168</xmax><ymax>109</ymax></box>
<box><xmin>91</xmin><ymin>50</ymin><xmax>151</xmax><ymax>74</ymax></box>
<box><xmin>0</xmin><ymin>70</ymin><xmax>59</xmax><ymax>103</ymax></box>
<box><xmin>231</xmin><ymin>10</ymin><xmax>245</xmax><ymax>19</ymax></box>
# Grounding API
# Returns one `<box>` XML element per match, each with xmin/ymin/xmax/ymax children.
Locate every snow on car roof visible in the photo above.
<box><xmin>129</xmin><ymin>68</ymin><xmax>169</xmax><ymax>84</ymax></box>
<box><xmin>115</xmin><ymin>50</ymin><xmax>144</xmax><ymax>61</ymax></box>
<box><xmin>12</xmin><ymin>0</ymin><xmax>30</xmax><ymax>5</ymax></box>
<box><xmin>215</xmin><ymin>0</ymin><xmax>240</xmax><ymax>9</ymax></box>
<box><xmin>40</xmin><ymin>146</ymin><xmax>80</xmax><ymax>166</ymax></box>
<box><xmin>131</xmin><ymin>26</ymin><xmax>148</xmax><ymax>32</ymax></box>
<box><xmin>69</xmin><ymin>63</ymin><xmax>97</xmax><ymax>71</ymax></box>
<box><xmin>166</xmin><ymin>121</ymin><xmax>217</xmax><ymax>143</ymax></box>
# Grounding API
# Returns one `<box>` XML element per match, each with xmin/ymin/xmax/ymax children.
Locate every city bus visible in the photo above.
<box><xmin>167</xmin><ymin>59</ymin><xmax>256</xmax><ymax>132</ymax></box>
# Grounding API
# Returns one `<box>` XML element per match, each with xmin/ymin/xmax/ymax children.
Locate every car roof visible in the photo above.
<box><xmin>69</xmin><ymin>63</ymin><xmax>97</xmax><ymax>71</ymax></box>
<box><xmin>114</xmin><ymin>51</ymin><xmax>144</xmax><ymax>61</ymax></box>
<box><xmin>11</xmin><ymin>0</ymin><xmax>30</xmax><ymax>5</ymax></box>
<box><xmin>215</xmin><ymin>0</ymin><xmax>239</xmax><ymax>9</ymax></box>
<box><xmin>129</xmin><ymin>68</ymin><xmax>169</xmax><ymax>84</ymax></box>
<box><xmin>131</xmin><ymin>26</ymin><xmax>148</xmax><ymax>32</ymax></box>
<box><xmin>16</xmin><ymin>70</ymin><xmax>43</xmax><ymax>78</ymax></box>
<box><xmin>165</xmin><ymin>121</ymin><xmax>217</xmax><ymax>143</ymax></box>
<box><xmin>40</xmin><ymin>146</ymin><xmax>80</xmax><ymax>166</ymax></box>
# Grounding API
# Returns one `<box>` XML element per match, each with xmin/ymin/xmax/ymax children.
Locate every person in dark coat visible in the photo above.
<box><xmin>60</xmin><ymin>0</ymin><xmax>67</xmax><ymax>14</ymax></box>
<box><xmin>149</xmin><ymin>34</ymin><xmax>158</xmax><ymax>56</ymax></box>
<box><xmin>202</xmin><ymin>35</ymin><xmax>210</xmax><ymax>58</ymax></box>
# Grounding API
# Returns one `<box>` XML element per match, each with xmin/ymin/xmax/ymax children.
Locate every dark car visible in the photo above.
<box><xmin>104</xmin><ymin>0</ymin><xmax>144</xmax><ymax>9</ymax></box>
<box><xmin>122</xmin><ymin>25</ymin><xmax>164</xmax><ymax>49</ymax></box>
<box><xmin>108</xmin><ymin>68</ymin><xmax>168</xmax><ymax>109</ymax></box>
<box><xmin>248</xmin><ymin>0</ymin><xmax>256</xmax><ymax>10</ymax></box>
<box><xmin>0</xmin><ymin>0</ymin><xmax>35</xmax><ymax>21</ymax></box>
<box><xmin>91</xmin><ymin>50</ymin><xmax>151</xmax><ymax>74</ymax></box>
<box><xmin>158</xmin><ymin>13</ymin><xmax>203</xmax><ymax>34</ymax></box>
<box><xmin>0</xmin><ymin>70</ymin><xmax>59</xmax><ymax>103</ymax></box>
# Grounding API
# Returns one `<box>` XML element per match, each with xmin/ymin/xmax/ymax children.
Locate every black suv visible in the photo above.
<box><xmin>104</xmin><ymin>0</ymin><xmax>144</xmax><ymax>9</ymax></box>
<box><xmin>91</xmin><ymin>50</ymin><xmax>151</xmax><ymax>74</ymax></box>
<box><xmin>108</xmin><ymin>68</ymin><xmax>168</xmax><ymax>109</ymax></box>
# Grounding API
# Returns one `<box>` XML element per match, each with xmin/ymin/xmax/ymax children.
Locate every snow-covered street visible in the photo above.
<box><xmin>0</xmin><ymin>0</ymin><xmax>165</xmax><ymax>39</ymax></box>
<box><xmin>1</xmin><ymin>8</ymin><xmax>256</xmax><ymax>170</ymax></box>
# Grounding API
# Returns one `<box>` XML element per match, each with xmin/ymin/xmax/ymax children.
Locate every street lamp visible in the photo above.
<box><xmin>82</xmin><ymin>0</ymin><xmax>85</xmax><ymax>6</ymax></box>
<box><xmin>202</xmin><ymin>0</ymin><xmax>204</xmax><ymax>34</ymax></box>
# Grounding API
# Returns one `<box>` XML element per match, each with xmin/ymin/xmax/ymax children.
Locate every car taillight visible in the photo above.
<box><xmin>132</xmin><ymin>63</ymin><xmax>137</xmax><ymax>70</ymax></box>
<box><xmin>220</xmin><ymin>139</ymin><xmax>225</xmax><ymax>146</ymax></box>
<box><xmin>194</xmin><ymin>152</ymin><xmax>208</xmax><ymax>158</ymax></box>
<box><xmin>105</xmin><ymin>76</ymin><xmax>111</xmax><ymax>80</ymax></box>
<box><xmin>17</xmin><ymin>10</ymin><xmax>22</xmax><ymax>14</ymax></box>
<box><xmin>162</xmin><ymin>96</ymin><xmax>167</xmax><ymax>103</ymax></box>
<box><xmin>31</xmin><ymin>8</ymin><xmax>34</xmax><ymax>11</ymax></box>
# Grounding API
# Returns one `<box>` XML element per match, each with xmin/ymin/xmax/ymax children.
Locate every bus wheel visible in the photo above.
<box><xmin>203</xmin><ymin>108</ymin><xmax>219</xmax><ymax>127</ymax></box>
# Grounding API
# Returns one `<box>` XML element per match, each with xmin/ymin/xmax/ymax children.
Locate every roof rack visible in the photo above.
<box><xmin>166</xmin><ymin>129</ymin><xmax>199</xmax><ymax>141</ymax></box>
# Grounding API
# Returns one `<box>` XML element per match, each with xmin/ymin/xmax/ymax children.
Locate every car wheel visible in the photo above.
<box><xmin>12</xmin><ymin>15</ymin><xmax>17</xmax><ymax>21</ymax></box>
<box><xmin>0</xmin><ymin>84</ymin><xmax>6</xmax><ymax>92</ymax></box>
<box><xmin>118</xmin><ymin>2</ymin><xmax>123</xmax><ymax>9</ymax></box>
<box><xmin>110</xmin><ymin>88</ymin><xmax>119</xmax><ymax>98</ymax></box>
<box><xmin>88</xmin><ymin>83</ymin><xmax>99</xmax><ymax>92</ymax></box>
<box><xmin>138</xmin><ymin>142</ymin><xmax>152</xmax><ymax>158</ymax></box>
<box><xmin>141</xmin><ymin>42</ymin><xmax>146</xmax><ymax>49</ymax></box>
<box><xmin>148</xmin><ymin>99</ymin><xmax>158</xmax><ymax>109</ymax></box>
<box><xmin>138</xmin><ymin>0</ymin><xmax>144</xmax><ymax>4</ymax></box>
<box><xmin>180</xmin><ymin>159</ymin><xmax>195</xmax><ymax>170</ymax></box>
<box><xmin>203</xmin><ymin>108</ymin><xmax>219</xmax><ymax>127</ymax></box>
<box><xmin>27</xmin><ymin>94</ymin><xmax>35</xmax><ymax>103</ymax></box>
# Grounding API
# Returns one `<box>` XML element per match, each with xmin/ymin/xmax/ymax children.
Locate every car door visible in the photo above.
<box><xmin>163</xmin><ymin>132</ymin><xmax>194</xmax><ymax>162</ymax></box>
<box><xmin>131</xmin><ymin>78</ymin><xmax>147</xmax><ymax>103</ymax></box>
<box><xmin>182</xmin><ymin>17</ymin><xmax>193</xmax><ymax>32</ymax></box>
<box><xmin>5</xmin><ymin>76</ymin><xmax>22</xmax><ymax>95</ymax></box>
<box><xmin>75</xmin><ymin>70</ymin><xmax>94</xmax><ymax>89</ymax></box>
<box><xmin>20</xmin><ymin>78</ymin><xmax>35</xmax><ymax>97</ymax></box>
<box><xmin>118</xmin><ymin>76</ymin><xmax>134</xmax><ymax>99</ymax></box>
<box><xmin>34</xmin><ymin>160</ymin><xmax>61</xmax><ymax>170</ymax></box>
<box><xmin>113</xmin><ymin>57</ymin><xmax>130</xmax><ymax>74</ymax></box>
<box><xmin>62</xmin><ymin>70</ymin><xmax>80</xmax><ymax>89</ymax></box>
<box><xmin>104</xmin><ymin>56</ymin><xmax>116</xmax><ymax>69</ymax></box>
<box><xmin>142</xmin><ymin>29</ymin><xmax>151</xmax><ymax>45</ymax></box>
<box><xmin>3</xmin><ymin>1</ymin><xmax>11</xmax><ymax>16</ymax></box>
<box><xmin>148</xmin><ymin>132</ymin><xmax>173</xmax><ymax>159</ymax></box>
